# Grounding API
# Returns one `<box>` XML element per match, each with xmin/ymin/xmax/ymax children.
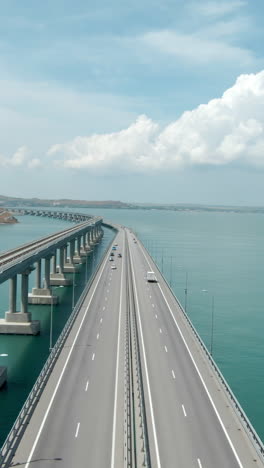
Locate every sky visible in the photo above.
<box><xmin>1</xmin><ymin>0</ymin><xmax>264</xmax><ymax>205</ymax></box>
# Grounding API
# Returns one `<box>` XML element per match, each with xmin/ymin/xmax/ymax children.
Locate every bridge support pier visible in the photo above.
<box><xmin>50</xmin><ymin>247</ymin><xmax>72</xmax><ymax>285</ymax></box>
<box><xmin>0</xmin><ymin>270</ymin><xmax>40</xmax><ymax>335</ymax></box>
<box><xmin>64</xmin><ymin>241</ymin><xmax>79</xmax><ymax>272</ymax></box>
<box><xmin>73</xmin><ymin>236</ymin><xmax>85</xmax><ymax>264</ymax></box>
<box><xmin>28</xmin><ymin>257</ymin><xmax>58</xmax><ymax>305</ymax></box>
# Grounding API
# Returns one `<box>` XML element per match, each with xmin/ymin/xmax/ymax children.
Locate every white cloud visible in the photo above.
<box><xmin>48</xmin><ymin>70</ymin><xmax>264</xmax><ymax>172</ymax></box>
<box><xmin>141</xmin><ymin>29</ymin><xmax>254</xmax><ymax>66</ymax></box>
<box><xmin>0</xmin><ymin>146</ymin><xmax>40</xmax><ymax>169</ymax></box>
<box><xmin>194</xmin><ymin>1</ymin><xmax>246</xmax><ymax>17</ymax></box>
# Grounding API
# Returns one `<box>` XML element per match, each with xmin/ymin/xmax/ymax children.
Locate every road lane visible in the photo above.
<box><xmin>11</xmin><ymin>230</ymin><xmax>126</xmax><ymax>468</ymax></box>
<box><xmin>127</xmin><ymin>229</ymin><xmax>264</xmax><ymax>468</ymax></box>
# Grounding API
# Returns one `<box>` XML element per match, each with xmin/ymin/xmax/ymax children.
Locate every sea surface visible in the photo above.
<box><xmin>0</xmin><ymin>209</ymin><xmax>264</xmax><ymax>445</ymax></box>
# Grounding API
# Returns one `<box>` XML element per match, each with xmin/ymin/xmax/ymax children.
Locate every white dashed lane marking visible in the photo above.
<box><xmin>85</xmin><ymin>380</ymin><xmax>89</xmax><ymax>392</ymax></box>
<box><xmin>97</xmin><ymin>333</ymin><xmax>99</xmax><ymax>340</ymax></box>
<box><xmin>172</xmin><ymin>370</ymin><xmax>176</xmax><ymax>379</ymax></box>
<box><xmin>164</xmin><ymin>346</ymin><xmax>168</xmax><ymax>353</ymax></box>
<box><xmin>92</xmin><ymin>353</ymin><xmax>95</xmax><ymax>361</ymax></box>
<box><xmin>75</xmin><ymin>423</ymin><xmax>80</xmax><ymax>438</ymax></box>
<box><xmin>182</xmin><ymin>404</ymin><xmax>187</xmax><ymax>417</ymax></box>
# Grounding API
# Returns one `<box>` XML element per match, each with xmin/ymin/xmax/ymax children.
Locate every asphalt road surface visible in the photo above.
<box><xmin>10</xmin><ymin>227</ymin><xmax>264</xmax><ymax>468</ymax></box>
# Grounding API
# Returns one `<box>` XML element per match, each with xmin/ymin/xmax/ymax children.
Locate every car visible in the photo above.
<box><xmin>110</xmin><ymin>252</ymin><xmax>114</xmax><ymax>256</ymax></box>
<box><xmin>109</xmin><ymin>257</ymin><xmax>114</xmax><ymax>261</ymax></box>
<box><xmin>111</xmin><ymin>264</ymin><xmax>117</xmax><ymax>269</ymax></box>
<box><xmin>118</xmin><ymin>253</ymin><xmax>122</xmax><ymax>258</ymax></box>
<box><xmin>112</xmin><ymin>246</ymin><xmax>117</xmax><ymax>250</ymax></box>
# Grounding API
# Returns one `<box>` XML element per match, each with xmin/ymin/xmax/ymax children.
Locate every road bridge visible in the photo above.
<box><xmin>1</xmin><ymin>225</ymin><xmax>263</xmax><ymax>467</ymax></box>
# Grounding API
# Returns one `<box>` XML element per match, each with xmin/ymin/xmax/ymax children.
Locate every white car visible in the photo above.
<box><xmin>111</xmin><ymin>264</ymin><xmax>117</xmax><ymax>270</ymax></box>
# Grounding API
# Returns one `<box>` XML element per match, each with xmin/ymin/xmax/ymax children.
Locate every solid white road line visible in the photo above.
<box><xmin>110</xmin><ymin>235</ymin><xmax>124</xmax><ymax>468</ymax></box>
<box><xmin>24</xmin><ymin>249</ymin><xmax>110</xmax><ymax>468</ymax></box>
<box><xmin>172</xmin><ymin>370</ymin><xmax>176</xmax><ymax>379</ymax></box>
<box><xmin>182</xmin><ymin>404</ymin><xmax>187</xmax><ymax>417</ymax></box>
<box><xmin>75</xmin><ymin>422</ymin><xmax>80</xmax><ymax>438</ymax></box>
<box><xmin>85</xmin><ymin>381</ymin><xmax>89</xmax><ymax>392</ymax></box>
<box><xmin>129</xmin><ymin>241</ymin><xmax>162</xmax><ymax>468</ymax></box>
<box><xmin>138</xmin><ymin>240</ymin><xmax>244</xmax><ymax>468</ymax></box>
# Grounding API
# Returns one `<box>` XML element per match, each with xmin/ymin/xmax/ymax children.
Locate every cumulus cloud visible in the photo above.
<box><xmin>48</xmin><ymin>70</ymin><xmax>264</xmax><ymax>172</ymax></box>
<box><xmin>0</xmin><ymin>146</ymin><xmax>41</xmax><ymax>168</ymax></box>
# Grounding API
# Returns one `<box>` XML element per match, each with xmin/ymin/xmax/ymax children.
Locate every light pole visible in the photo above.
<box><xmin>210</xmin><ymin>295</ymin><xmax>215</xmax><ymax>356</ymax></box>
<box><xmin>49</xmin><ymin>298</ymin><xmax>53</xmax><ymax>352</ymax></box>
<box><xmin>184</xmin><ymin>272</ymin><xmax>188</xmax><ymax>313</ymax></box>
<box><xmin>72</xmin><ymin>269</ymin><xmax>76</xmax><ymax>311</ymax></box>
<box><xmin>49</xmin><ymin>286</ymin><xmax>60</xmax><ymax>351</ymax></box>
<box><xmin>85</xmin><ymin>252</ymin><xmax>88</xmax><ymax>284</ymax></box>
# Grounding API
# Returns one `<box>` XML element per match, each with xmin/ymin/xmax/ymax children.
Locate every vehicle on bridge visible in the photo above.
<box><xmin>146</xmin><ymin>271</ymin><xmax>157</xmax><ymax>282</ymax></box>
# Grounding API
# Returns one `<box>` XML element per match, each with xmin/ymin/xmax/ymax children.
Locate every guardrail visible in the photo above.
<box><xmin>137</xmin><ymin>235</ymin><xmax>264</xmax><ymax>461</ymax></box>
<box><xmin>0</xmin><ymin>228</ymin><xmax>118</xmax><ymax>467</ymax></box>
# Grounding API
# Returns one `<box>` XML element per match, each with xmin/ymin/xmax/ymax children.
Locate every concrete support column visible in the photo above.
<box><xmin>76</xmin><ymin>237</ymin><xmax>81</xmax><ymax>256</ymax></box>
<box><xmin>69</xmin><ymin>240</ymin><xmax>75</xmax><ymax>264</ymax></box>
<box><xmin>64</xmin><ymin>245</ymin><xmax>67</xmax><ymax>264</ymax></box>
<box><xmin>44</xmin><ymin>257</ymin><xmax>51</xmax><ymax>289</ymax></box>
<box><xmin>9</xmin><ymin>276</ymin><xmax>17</xmax><ymax>313</ymax></box>
<box><xmin>59</xmin><ymin>247</ymin><xmax>64</xmax><ymax>273</ymax></box>
<box><xmin>2</xmin><ymin>267</ymin><xmax>40</xmax><ymax>334</ymax></box>
<box><xmin>89</xmin><ymin>230</ymin><xmax>92</xmax><ymax>244</ymax></box>
<box><xmin>52</xmin><ymin>251</ymin><xmax>57</xmax><ymax>274</ymax></box>
<box><xmin>82</xmin><ymin>233</ymin><xmax>86</xmax><ymax>250</ymax></box>
<box><xmin>21</xmin><ymin>271</ymin><xmax>30</xmax><ymax>315</ymax></box>
<box><xmin>36</xmin><ymin>260</ymin><xmax>41</xmax><ymax>289</ymax></box>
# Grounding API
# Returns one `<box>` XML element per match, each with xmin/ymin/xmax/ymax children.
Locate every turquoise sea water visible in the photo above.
<box><xmin>0</xmin><ymin>209</ymin><xmax>264</xmax><ymax>445</ymax></box>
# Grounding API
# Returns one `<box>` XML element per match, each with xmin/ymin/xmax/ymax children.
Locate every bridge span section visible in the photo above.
<box><xmin>0</xmin><ymin>216</ymin><xmax>103</xmax><ymax>334</ymax></box>
<box><xmin>2</xmin><ymin>226</ymin><xmax>264</xmax><ymax>468</ymax></box>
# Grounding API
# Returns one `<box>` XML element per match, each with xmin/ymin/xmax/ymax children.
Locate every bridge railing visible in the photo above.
<box><xmin>0</xmin><ymin>229</ymin><xmax>117</xmax><ymax>467</ymax></box>
<box><xmin>137</xmin><ymin>236</ymin><xmax>264</xmax><ymax>461</ymax></box>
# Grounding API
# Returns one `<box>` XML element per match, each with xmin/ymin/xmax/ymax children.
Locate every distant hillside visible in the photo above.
<box><xmin>0</xmin><ymin>195</ymin><xmax>132</xmax><ymax>209</ymax></box>
<box><xmin>1</xmin><ymin>194</ymin><xmax>264</xmax><ymax>214</ymax></box>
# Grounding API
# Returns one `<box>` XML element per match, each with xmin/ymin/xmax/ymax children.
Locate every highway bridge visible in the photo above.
<box><xmin>0</xmin><ymin>216</ymin><xmax>264</xmax><ymax>467</ymax></box>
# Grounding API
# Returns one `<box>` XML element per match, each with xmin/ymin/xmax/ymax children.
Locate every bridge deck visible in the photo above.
<box><xmin>8</xmin><ymin>227</ymin><xmax>264</xmax><ymax>468</ymax></box>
